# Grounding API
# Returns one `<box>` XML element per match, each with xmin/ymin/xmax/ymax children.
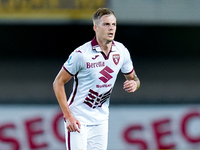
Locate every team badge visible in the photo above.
<box><xmin>112</xmin><ymin>54</ymin><xmax>120</xmax><ymax>65</ymax></box>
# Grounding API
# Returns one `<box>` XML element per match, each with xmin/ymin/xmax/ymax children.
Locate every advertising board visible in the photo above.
<box><xmin>0</xmin><ymin>105</ymin><xmax>200</xmax><ymax>150</ymax></box>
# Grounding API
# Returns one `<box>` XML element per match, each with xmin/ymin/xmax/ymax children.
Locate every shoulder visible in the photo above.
<box><xmin>113</xmin><ymin>40</ymin><xmax>126</xmax><ymax>48</ymax></box>
<box><xmin>76</xmin><ymin>41</ymin><xmax>92</xmax><ymax>53</ymax></box>
<box><xmin>70</xmin><ymin>41</ymin><xmax>91</xmax><ymax>58</ymax></box>
<box><xmin>71</xmin><ymin>41</ymin><xmax>92</xmax><ymax>59</ymax></box>
<box><xmin>113</xmin><ymin>40</ymin><xmax>130</xmax><ymax>54</ymax></box>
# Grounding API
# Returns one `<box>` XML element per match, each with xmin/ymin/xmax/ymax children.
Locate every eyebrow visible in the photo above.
<box><xmin>103</xmin><ymin>22</ymin><xmax>116</xmax><ymax>25</ymax></box>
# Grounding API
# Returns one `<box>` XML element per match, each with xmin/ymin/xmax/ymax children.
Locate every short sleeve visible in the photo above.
<box><xmin>63</xmin><ymin>50</ymin><xmax>85</xmax><ymax>76</ymax></box>
<box><xmin>121</xmin><ymin>47</ymin><xmax>134</xmax><ymax>74</ymax></box>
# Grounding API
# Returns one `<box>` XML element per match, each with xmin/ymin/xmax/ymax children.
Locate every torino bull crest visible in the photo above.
<box><xmin>113</xmin><ymin>54</ymin><xmax>120</xmax><ymax>65</ymax></box>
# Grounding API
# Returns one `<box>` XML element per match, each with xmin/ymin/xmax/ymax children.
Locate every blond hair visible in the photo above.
<box><xmin>93</xmin><ymin>8</ymin><xmax>115</xmax><ymax>25</ymax></box>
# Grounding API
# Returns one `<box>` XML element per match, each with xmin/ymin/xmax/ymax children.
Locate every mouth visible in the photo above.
<box><xmin>108</xmin><ymin>33</ymin><xmax>114</xmax><ymax>37</ymax></box>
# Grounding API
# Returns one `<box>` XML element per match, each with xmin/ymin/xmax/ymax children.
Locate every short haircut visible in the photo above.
<box><xmin>93</xmin><ymin>8</ymin><xmax>115</xmax><ymax>24</ymax></box>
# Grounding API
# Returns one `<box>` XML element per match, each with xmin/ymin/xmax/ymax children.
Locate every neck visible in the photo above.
<box><xmin>96</xmin><ymin>37</ymin><xmax>112</xmax><ymax>56</ymax></box>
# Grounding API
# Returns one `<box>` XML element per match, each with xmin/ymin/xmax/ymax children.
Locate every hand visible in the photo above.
<box><xmin>65</xmin><ymin>116</ymin><xmax>81</xmax><ymax>133</ymax></box>
<box><xmin>123</xmin><ymin>80</ymin><xmax>137</xmax><ymax>93</ymax></box>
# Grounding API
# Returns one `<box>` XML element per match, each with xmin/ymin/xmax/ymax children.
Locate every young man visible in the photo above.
<box><xmin>53</xmin><ymin>8</ymin><xmax>140</xmax><ymax>150</ymax></box>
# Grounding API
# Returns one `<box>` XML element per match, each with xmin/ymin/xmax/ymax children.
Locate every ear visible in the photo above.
<box><xmin>93</xmin><ymin>24</ymin><xmax>98</xmax><ymax>32</ymax></box>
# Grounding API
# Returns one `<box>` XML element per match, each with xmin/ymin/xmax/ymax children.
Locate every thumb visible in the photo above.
<box><xmin>75</xmin><ymin>120</ymin><xmax>81</xmax><ymax>133</ymax></box>
<box><xmin>76</xmin><ymin>120</ymin><xmax>81</xmax><ymax>129</ymax></box>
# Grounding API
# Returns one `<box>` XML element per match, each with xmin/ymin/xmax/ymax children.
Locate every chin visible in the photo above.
<box><xmin>106</xmin><ymin>40</ymin><xmax>113</xmax><ymax>44</ymax></box>
<box><xmin>107</xmin><ymin>38</ymin><xmax>114</xmax><ymax>42</ymax></box>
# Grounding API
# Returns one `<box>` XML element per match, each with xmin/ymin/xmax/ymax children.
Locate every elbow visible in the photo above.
<box><xmin>53</xmin><ymin>77</ymin><xmax>65</xmax><ymax>92</ymax></box>
<box><xmin>53</xmin><ymin>79</ymin><xmax>58</xmax><ymax>91</ymax></box>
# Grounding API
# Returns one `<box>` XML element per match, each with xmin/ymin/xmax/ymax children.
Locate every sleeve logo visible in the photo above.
<box><xmin>67</xmin><ymin>55</ymin><xmax>72</xmax><ymax>64</ymax></box>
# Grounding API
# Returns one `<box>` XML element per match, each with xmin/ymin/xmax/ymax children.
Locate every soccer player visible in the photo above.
<box><xmin>53</xmin><ymin>8</ymin><xmax>140</xmax><ymax>150</ymax></box>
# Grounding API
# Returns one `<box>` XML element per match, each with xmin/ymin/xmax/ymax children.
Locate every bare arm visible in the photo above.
<box><xmin>123</xmin><ymin>70</ymin><xmax>140</xmax><ymax>93</ymax></box>
<box><xmin>53</xmin><ymin>68</ymin><xmax>81</xmax><ymax>132</ymax></box>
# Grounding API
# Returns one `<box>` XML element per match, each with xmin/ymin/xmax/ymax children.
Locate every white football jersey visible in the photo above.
<box><xmin>63</xmin><ymin>37</ymin><xmax>134</xmax><ymax>125</ymax></box>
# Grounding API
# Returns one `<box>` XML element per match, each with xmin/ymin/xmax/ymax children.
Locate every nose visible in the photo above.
<box><xmin>109</xmin><ymin>25</ymin><xmax>114</xmax><ymax>30</ymax></box>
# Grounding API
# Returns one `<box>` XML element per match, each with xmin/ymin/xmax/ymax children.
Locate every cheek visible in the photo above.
<box><xmin>113</xmin><ymin>27</ymin><xmax>117</xmax><ymax>32</ymax></box>
<box><xmin>98</xmin><ymin>29</ymin><xmax>106</xmax><ymax>36</ymax></box>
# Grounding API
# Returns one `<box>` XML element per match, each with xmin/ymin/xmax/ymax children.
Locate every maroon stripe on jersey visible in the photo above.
<box><xmin>63</xmin><ymin>66</ymin><xmax>74</xmax><ymax>76</ymax></box>
<box><xmin>68</xmin><ymin>132</ymin><xmax>71</xmax><ymax>150</ymax></box>
<box><xmin>91</xmin><ymin>37</ymin><xmax>98</xmax><ymax>47</ymax></box>
<box><xmin>101</xmin><ymin>51</ymin><xmax>113</xmax><ymax>60</ymax></box>
<box><xmin>91</xmin><ymin>37</ymin><xmax>116</xmax><ymax>60</ymax></box>
<box><xmin>122</xmin><ymin>68</ymin><xmax>134</xmax><ymax>75</ymax></box>
<box><xmin>69</xmin><ymin>73</ymin><xmax>78</xmax><ymax>106</ymax></box>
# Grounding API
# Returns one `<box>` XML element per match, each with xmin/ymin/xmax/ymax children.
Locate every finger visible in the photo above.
<box><xmin>123</xmin><ymin>81</ymin><xmax>129</xmax><ymax>89</ymax></box>
<box><xmin>76</xmin><ymin>127</ymin><xmax>80</xmax><ymax>133</ymax></box>
<box><xmin>68</xmin><ymin>125</ymin><xmax>78</xmax><ymax>132</ymax></box>
<box><xmin>126</xmin><ymin>89</ymin><xmax>132</xmax><ymax>93</ymax></box>
<box><xmin>126</xmin><ymin>87</ymin><xmax>133</xmax><ymax>92</ymax></box>
<box><xmin>124</xmin><ymin>83</ymin><xmax>132</xmax><ymax>90</ymax></box>
<box><xmin>124</xmin><ymin>80</ymin><xmax>132</xmax><ymax>87</ymax></box>
<box><xmin>76</xmin><ymin>120</ymin><xmax>81</xmax><ymax>130</ymax></box>
<box><xmin>129</xmin><ymin>86</ymin><xmax>137</xmax><ymax>93</ymax></box>
<box><xmin>67</xmin><ymin>125</ymin><xmax>73</xmax><ymax>132</ymax></box>
<box><xmin>73</xmin><ymin>123</ymin><xmax>80</xmax><ymax>133</ymax></box>
<box><xmin>124</xmin><ymin>85</ymin><xmax>136</xmax><ymax>93</ymax></box>
<box><xmin>67</xmin><ymin>122</ymin><xmax>77</xmax><ymax>132</ymax></box>
<box><xmin>124</xmin><ymin>80</ymin><xmax>129</xmax><ymax>84</ymax></box>
<box><xmin>124</xmin><ymin>80</ymin><xmax>137</xmax><ymax>88</ymax></box>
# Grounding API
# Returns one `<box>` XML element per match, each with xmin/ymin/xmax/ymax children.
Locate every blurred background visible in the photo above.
<box><xmin>0</xmin><ymin>0</ymin><xmax>200</xmax><ymax>150</ymax></box>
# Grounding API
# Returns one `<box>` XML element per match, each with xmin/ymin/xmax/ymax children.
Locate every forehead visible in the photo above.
<box><xmin>100</xmin><ymin>14</ymin><xmax>116</xmax><ymax>23</ymax></box>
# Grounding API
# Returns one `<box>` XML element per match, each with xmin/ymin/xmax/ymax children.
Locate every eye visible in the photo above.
<box><xmin>104</xmin><ymin>23</ymin><xmax>109</xmax><ymax>26</ymax></box>
<box><xmin>112</xmin><ymin>23</ymin><xmax>116</xmax><ymax>26</ymax></box>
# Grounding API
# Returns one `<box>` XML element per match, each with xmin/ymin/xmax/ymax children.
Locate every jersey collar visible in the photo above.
<box><xmin>91</xmin><ymin>37</ymin><xmax>117</xmax><ymax>52</ymax></box>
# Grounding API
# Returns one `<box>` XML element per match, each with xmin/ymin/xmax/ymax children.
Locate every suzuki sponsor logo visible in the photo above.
<box><xmin>99</xmin><ymin>66</ymin><xmax>114</xmax><ymax>83</ymax></box>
